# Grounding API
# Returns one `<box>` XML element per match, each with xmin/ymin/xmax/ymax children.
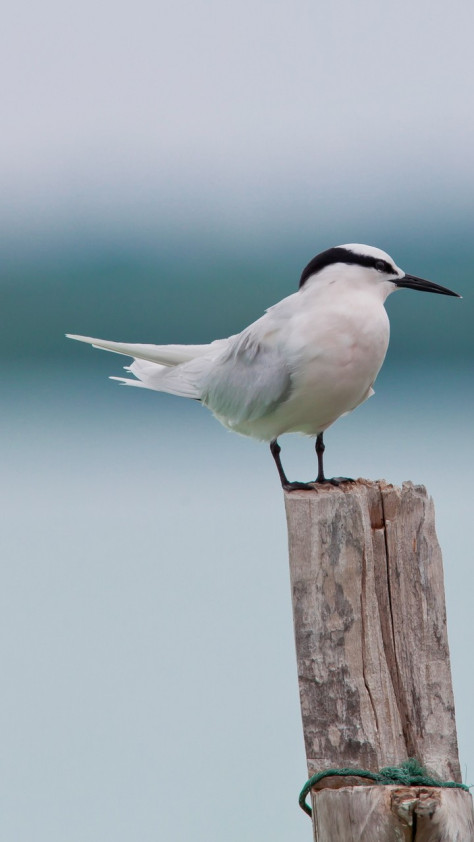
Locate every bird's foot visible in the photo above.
<box><xmin>283</xmin><ymin>480</ymin><xmax>317</xmax><ymax>492</ymax></box>
<box><xmin>315</xmin><ymin>476</ymin><xmax>354</xmax><ymax>487</ymax></box>
<box><xmin>282</xmin><ymin>477</ymin><xmax>355</xmax><ymax>491</ymax></box>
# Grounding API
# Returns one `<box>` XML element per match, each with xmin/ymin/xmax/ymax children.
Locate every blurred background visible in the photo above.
<box><xmin>2</xmin><ymin>0</ymin><xmax>473</xmax><ymax>839</ymax></box>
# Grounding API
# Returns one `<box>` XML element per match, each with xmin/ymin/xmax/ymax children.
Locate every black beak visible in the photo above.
<box><xmin>396</xmin><ymin>274</ymin><xmax>461</xmax><ymax>298</ymax></box>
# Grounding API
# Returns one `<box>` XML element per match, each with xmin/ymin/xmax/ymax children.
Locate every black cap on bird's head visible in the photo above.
<box><xmin>299</xmin><ymin>244</ymin><xmax>461</xmax><ymax>298</ymax></box>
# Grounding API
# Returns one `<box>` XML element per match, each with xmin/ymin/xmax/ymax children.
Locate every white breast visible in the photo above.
<box><xmin>225</xmin><ymin>286</ymin><xmax>390</xmax><ymax>441</ymax></box>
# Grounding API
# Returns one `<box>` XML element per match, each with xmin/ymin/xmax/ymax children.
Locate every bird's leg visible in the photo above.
<box><xmin>315</xmin><ymin>432</ymin><xmax>326</xmax><ymax>482</ymax></box>
<box><xmin>270</xmin><ymin>439</ymin><xmax>314</xmax><ymax>491</ymax></box>
<box><xmin>270</xmin><ymin>439</ymin><xmax>293</xmax><ymax>488</ymax></box>
<box><xmin>314</xmin><ymin>432</ymin><xmax>354</xmax><ymax>486</ymax></box>
<box><xmin>315</xmin><ymin>432</ymin><xmax>352</xmax><ymax>484</ymax></box>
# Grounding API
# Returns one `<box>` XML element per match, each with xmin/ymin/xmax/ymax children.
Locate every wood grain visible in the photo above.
<box><xmin>312</xmin><ymin>786</ymin><xmax>474</xmax><ymax>842</ymax></box>
<box><xmin>284</xmin><ymin>480</ymin><xmax>473</xmax><ymax>838</ymax></box>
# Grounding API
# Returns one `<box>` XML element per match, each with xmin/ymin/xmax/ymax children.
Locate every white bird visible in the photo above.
<box><xmin>67</xmin><ymin>244</ymin><xmax>460</xmax><ymax>490</ymax></box>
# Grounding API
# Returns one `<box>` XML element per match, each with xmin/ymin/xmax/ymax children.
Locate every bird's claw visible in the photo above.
<box><xmin>283</xmin><ymin>477</ymin><xmax>355</xmax><ymax>491</ymax></box>
<box><xmin>283</xmin><ymin>480</ymin><xmax>317</xmax><ymax>492</ymax></box>
<box><xmin>318</xmin><ymin>476</ymin><xmax>354</xmax><ymax>486</ymax></box>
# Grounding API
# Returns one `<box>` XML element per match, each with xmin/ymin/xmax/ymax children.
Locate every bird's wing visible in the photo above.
<box><xmin>107</xmin><ymin>324</ymin><xmax>292</xmax><ymax>411</ymax></box>
<box><xmin>200</xmin><ymin>325</ymin><xmax>292</xmax><ymax>423</ymax></box>
<box><xmin>67</xmin><ymin>302</ymin><xmax>294</xmax><ymax>414</ymax></box>
<box><xmin>66</xmin><ymin>334</ymin><xmax>228</xmax><ymax>366</ymax></box>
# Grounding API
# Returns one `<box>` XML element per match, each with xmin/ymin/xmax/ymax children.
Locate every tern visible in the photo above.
<box><xmin>67</xmin><ymin>244</ymin><xmax>460</xmax><ymax>490</ymax></box>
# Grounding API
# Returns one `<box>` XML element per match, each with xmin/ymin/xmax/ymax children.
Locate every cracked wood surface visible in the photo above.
<box><xmin>285</xmin><ymin>480</ymin><xmax>473</xmax><ymax>839</ymax></box>
<box><xmin>311</xmin><ymin>786</ymin><xmax>474</xmax><ymax>842</ymax></box>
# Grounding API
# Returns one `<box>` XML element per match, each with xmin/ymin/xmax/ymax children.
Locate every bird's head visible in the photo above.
<box><xmin>299</xmin><ymin>244</ymin><xmax>460</xmax><ymax>300</ymax></box>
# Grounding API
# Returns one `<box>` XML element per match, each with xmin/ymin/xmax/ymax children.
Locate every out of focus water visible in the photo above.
<box><xmin>1</xmin><ymin>361</ymin><xmax>473</xmax><ymax>842</ymax></box>
<box><xmin>2</xmin><ymin>0</ymin><xmax>473</xmax><ymax>833</ymax></box>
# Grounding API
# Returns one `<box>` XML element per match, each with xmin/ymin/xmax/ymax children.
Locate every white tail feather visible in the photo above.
<box><xmin>109</xmin><ymin>376</ymin><xmax>146</xmax><ymax>388</ymax></box>
<box><xmin>66</xmin><ymin>333</ymin><xmax>235</xmax><ymax>400</ymax></box>
<box><xmin>125</xmin><ymin>358</ymin><xmax>203</xmax><ymax>398</ymax></box>
<box><xmin>66</xmin><ymin>333</ymin><xmax>227</xmax><ymax>366</ymax></box>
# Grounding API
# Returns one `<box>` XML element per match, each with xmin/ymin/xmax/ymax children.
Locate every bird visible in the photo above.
<box><xmin>67</xmin><ymin>244</ymin><xmax>460</xmax><ymax>490</ymax></box>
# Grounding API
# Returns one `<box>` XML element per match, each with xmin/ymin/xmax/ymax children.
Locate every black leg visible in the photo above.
<box><xmin>270</xmin><ymin>439</ymin><xmax>288</xmax><ymax>486</ymax></box>
<box><xmin>315</xmin><ymin>431</ymin><xmax>354</xmax><ymax>486</ymax></box>
<box><xmin>315</xmin><ymin>432</ymin><xmax>325</xmax><ymax>482</ymax></box>
<box><xmin>270</xmin><ymin>439</ymin><xmax>314</xmax><ymax>491</ymax></box>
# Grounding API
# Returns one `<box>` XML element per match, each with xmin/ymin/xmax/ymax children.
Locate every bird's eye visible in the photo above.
<box><xmin>375</xmin><ymin>260</ymin><xmax>386</xmax><ymax>272</ymax></box>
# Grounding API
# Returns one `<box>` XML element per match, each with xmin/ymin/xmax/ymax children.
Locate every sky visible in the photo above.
<box><xmin>2</xmin><ymin>1</ymin><xmax>473</xmax><ymax>840</ymax></box>
<box><xmin>2</xmin><ymin>0</ymin><xmax>474</xmax><ymax>245</ymax></box>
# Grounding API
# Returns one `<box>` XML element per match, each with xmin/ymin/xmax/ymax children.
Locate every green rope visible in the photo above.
<box><xmin>299</xmin><ymin>758</ymin><xmax>470</xmax><ymax>818</ymax></box>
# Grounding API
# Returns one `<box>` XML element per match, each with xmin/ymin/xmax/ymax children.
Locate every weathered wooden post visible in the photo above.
<box><xmin>285</xmin><ymin>480</ymin><xmax>474</xmax><ymax>841</ymax></box>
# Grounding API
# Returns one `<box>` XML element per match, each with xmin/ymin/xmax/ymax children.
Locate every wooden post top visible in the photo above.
<box><xmin>284</xmin><ymin>479</ymin><xmax>461</xmax><ymax>783</ymax></box>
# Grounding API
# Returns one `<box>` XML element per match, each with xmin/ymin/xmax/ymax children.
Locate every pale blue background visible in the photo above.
<box><xmin>2</xmin><ymin>0</ymin><xmax>473</xmax><ymax>839</ymax></box>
